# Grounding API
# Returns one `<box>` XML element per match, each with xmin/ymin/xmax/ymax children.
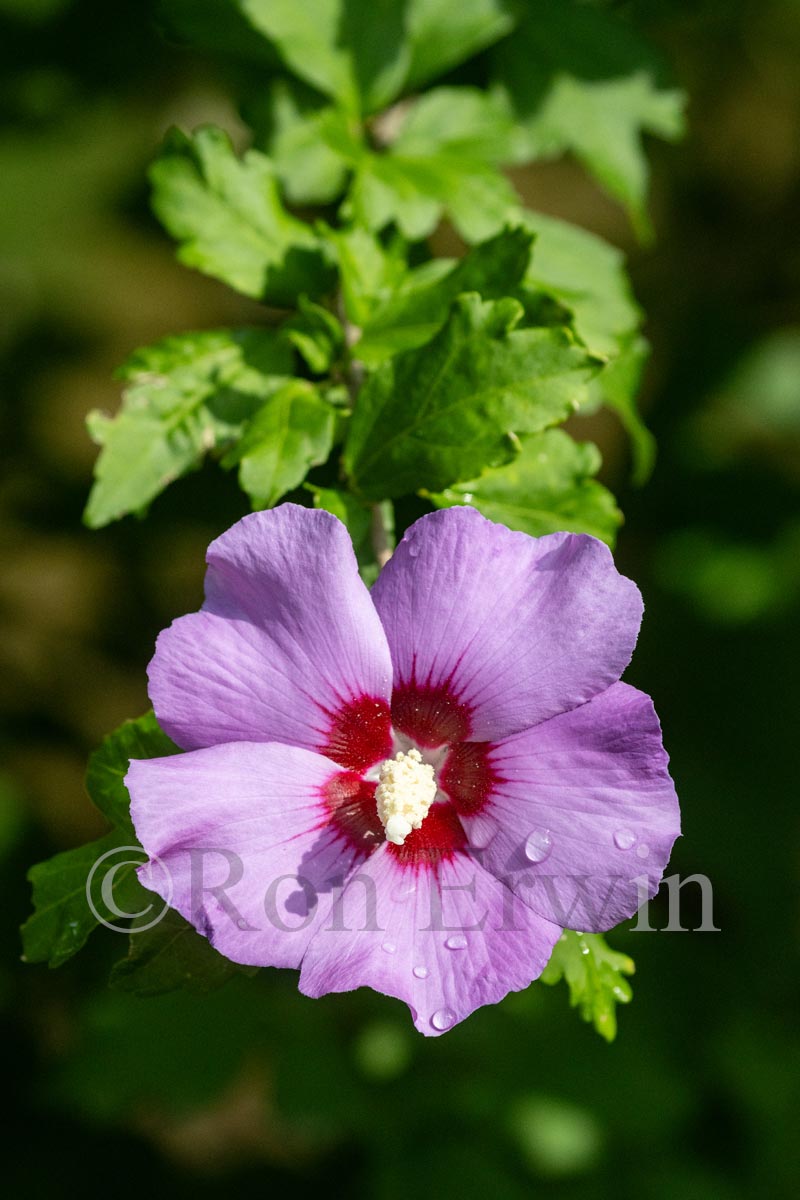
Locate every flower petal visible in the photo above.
<box><xmin>462</xmin><ymin>683</ymin><xmax>680</xmax><ymax>932</ymax></box>
<box><xmin>298</xmin><ymin>845</ymin><xmax>561</xmax><ymax>1036</ymax></box>
<box><xmin>372</xmin><ymin>508</ymin><xmax>643</xmax><ymax>742</ymax></box>
<box><xmin>148</xmin><ymin>505</ymin><xmax>393</xmax><ymax>765</ymax></box>
<box><xmin>127</xmin><ymin>741</ymin><xmax>384</xmax><ymax>969</ymax></box>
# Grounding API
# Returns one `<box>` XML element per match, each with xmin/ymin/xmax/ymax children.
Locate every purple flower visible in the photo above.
<box><xmin>127</xmin><ymin>505</ymin><xmax>679</xmax><ymax>1036</ymax></box>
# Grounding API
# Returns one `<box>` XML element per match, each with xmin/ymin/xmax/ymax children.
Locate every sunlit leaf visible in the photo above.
<box><xmin>150</xmin><ymin>125</ymin><xmax>334</xmax><ymax>302</ymax></box>
<box><xmin>431</xmin><ymin>428</ymin><xmax>622</xmax><ymax>545</ymax></box>
<box><xmin>345</xmin><ymin>293</ymin><xmax>595</xmax><ymax>498</ymax></box>
<box><xmin>84</xmin><ymin>328</ymin><xmax>292</xmax><ymax>527</ymax></box>
<box><xmin>541</xmin><ymin>930</ymin><xmax>634</xmax><ymax>1042</ymax></box>
<box><xmin>224</xmin><ymin>379</ymin><xmax>336</xmax><ymax>507</ymax></box>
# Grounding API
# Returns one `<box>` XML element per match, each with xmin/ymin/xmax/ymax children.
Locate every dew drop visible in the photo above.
<box><xmin>381</xmin><ymin>941</ymin><xmax>397</xmax><ymax>955</ymax></box>
<box><xmin>237</xmin><ymin>918</ymin><xmax>251</xmax><ymax>930</ymax></box>
<box><xmin>468</xmin><ymin>817</ymin><xmax>496</xmax><ymax>850</ymax></box>
<box><xmin>524</xmin><ymin>829</ymin><xmax>553</xmax><ymax>863</ymax></box>
<box><xmin>614</xmin><ymin>829</ymin><xmax>636</xmax><ymax>851</ymax></box>
<box><xmin>636</xmin><ymin>843</ymin><xmax>650</xmax><ymax>859</ymax></box>
<box><xmin>445</xmin><ymin>934</ymin><xmax>467</xmax><ymax>951</ymax></box>
<box><xmin>431</xmin><ymin>1008</ymin><xmax>456</xmax><ymax>1031</ymax></box>
<box><xmin>413</xmin><ymin>965</ymin><xmax>429</xmax><ymax>980</ymax></box>
<box><xmin>407</xmin><ymin>541</ymin><xmax>420</xmax><ymax>558</ymax></box>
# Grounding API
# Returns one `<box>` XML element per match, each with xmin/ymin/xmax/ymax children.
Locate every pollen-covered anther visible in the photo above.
<box><xmin>375</xmin><ymin>748</ymin><xmax>437</xmax><ymax>846</ymax></box>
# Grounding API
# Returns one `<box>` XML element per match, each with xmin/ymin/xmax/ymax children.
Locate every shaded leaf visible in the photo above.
<box><xmin>84</xmin><ymin>327</ymin><xmax>292</xmax><ymax>528</ymax></box>
<box><xmin>431</xmin><ymin>428</ymin><xmax>622</xmax><ymax>545</ymax></box>
<box><xmin>86</xmin><ymin>711</ymin><xmax>179</xmax><ymax>833</ymax></box>
<box><xmin>284</xmin><ymin>297</ymin><xmax>344</xmax><ymax>374</ymax></box>
<box><xmin>541</xmin><ymin>930</ymin><xmax>634</xmax><ymax>1042</ymax></box>
<box><xmin>21</xmin><ymin>830</ymin><xmax>151</xmax><ymax>968</ymax></box>
<box><xmin>595</xmin><ymin>332</ymin><xmax>655</xmax><ymax>484</ymax></box>
<box><xmin>110</xmin><ymin>909</ymin><xmax>253</xmax><ymax>997</ymax></box>
<box><xmin>156</xmin><ymin>0</ymin><xmax>279</xmax><ymax>62</ymax></box>
<box><xmin>150</xmin><ymin>125</ymin><xmax>334</xmax><ymax>303</ymax></box>
<box><xmin>22</xmin><ymin>712</ymin><xmax>180</xmax><ymax>968</ymax></box>
<box><xmin>345</xmin><ymin>293</ymin><xmax>595</xmax><ymax>499</ymax></box>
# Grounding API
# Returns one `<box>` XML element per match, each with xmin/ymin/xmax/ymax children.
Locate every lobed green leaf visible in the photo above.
<box><xmin>541</xmin><ymin>930</ymin><xmax>635</xmax><ymax>1042</ymax></box>
<box><xmin>224</xmin><ymin>379</ymin><xmax>336</xmax><ymax>508</ymax></box>
<box><xmin>493</xmin><ymin>0</ymin><xmax>685</xmax><ymax>237</ymax></box>
<box><xmin>22</xmin><ymin>713</ymin><xmax>179</xmax><ymax>968</ymax></box>
<box><xmin>84</xmin><ymin>327</ymin><xmax>292</xmax><ymax>528</ymax></box>
<box><xmin>430</xmin><ymin>428</ymin><xmax>622</xmax><ymax>546</ymax></box>
<box><xmin>345</xmin><ymin>293</ymin><xmax>596</xmax><ymax>499</ymax></box>
<box><xmin>149</xmin><ymin>125</ymin><xmax>334</xmax><ymax>303</ymax></box>
<box><xmin>110</xmin><ymin>909</ymin><xmax>254</xmax><ymax>997</ymax></box>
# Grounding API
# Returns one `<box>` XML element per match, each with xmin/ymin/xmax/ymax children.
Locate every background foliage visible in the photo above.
<box><xmin>1</xmin><ymin>0</ymin><xmax>799</xmax><ymax>1196</ymax></box>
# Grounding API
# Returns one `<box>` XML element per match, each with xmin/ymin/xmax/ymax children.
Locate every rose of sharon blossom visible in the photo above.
<box><xmin>127</xmin><ymin>505</ymin><xmax>680</xmax><ymax>1036</ymax></box>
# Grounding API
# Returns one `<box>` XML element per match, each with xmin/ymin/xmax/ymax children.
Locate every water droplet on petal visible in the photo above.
<box><xmin>431</xmin><ymin>1008</ymin><xmax>456</xmax><ymax>1031</ymax></box>
<box><xmin>614</xmin><ymin>829</ymin><xmax>636</xmax><ymax>850</ymax></box>
<box><xmin>525</xmin><ymin>829</ymin><xmax>553</xmax><ymax>863</ymax></box>
<box><xmin>636</xmin><ymin>843</ymin><xmax>650</xmax><ymax>859</ymax></box>
<box><xmin>413</xmin><ymin>965</ymin><xmax>429</xmax><ymax>979</ymax></box>
<box><xmin>381</xmin><ymin>941</ymin><xmax>397</xmax><ymax>955</ymax></box>
<box><xmin>407</xmin><ymin>541</ymin><xmax>420</xmax><ymax>558</ymax></box>
<box><xmin>237</xmin><ymin>918</ymin><xmax>251</xmax><ymax>930</ymax></box>
<box><xmin>445</xmin><ymin>935</ymin><xmax>467</xmax><ymax>950</ymax></box>
<box><xmin>468</xmin><ymin>817</ymin><xmax>496</xmax><ymax>850</ymax></box>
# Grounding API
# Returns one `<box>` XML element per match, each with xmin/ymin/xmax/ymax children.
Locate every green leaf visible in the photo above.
<box><xmin>346</xmin><ymin>146</ymin><xmax>520</xmax><ymax>244</ymax></box>
<box><xmin>519</xmin><ymin>209</ymin><xmax>641</xmax><ymax>358</ymax></box>
<box><xmin>225</xmin><ymin>379</ymin><xmax>336</xmax><ymax>508</ymax></box>
<box><xmin>541</xmin><ymin>930</ymin><xmax>634</xmax><ymax>1042</ymax></box>
<box><xmin>149</xmin><ymin>125</ymin><xmax>334</xmax><ymax>303</ymax></box>
<box><xmin>494</xmin><ymin>0</ymin><xmax>685</xmax><ymax>236</ymax></box>
<box><xmin>357</xmin><ymin>226</ymin><xmax>534</xmax><ymax>364</ymax></box>
<box><xmin>284</xmin><ymin>297</ymin><xmax>345</xmax><ymax>374</ymax></box>
<box><xmin>86</xmin><ymin>713</ymin><xmax>178</xmax><ymax>833</ymax></box>
<box><xmin>238</xmin><ymin>0</ymin><xmax>516</xmax><ymax>113</ymax></box>
<box><xmin>238</xmin><ymin>0</ymin><xmax>410</xmax><ymax>114</ymax></box>
<box><xmin>594</xmin><ymin>332</ymin><xmax>655</xmax><ymax>485</ymax></box>
<box><xmin>84</xmin><ymin>328</ymin><xmax>292</xmax><ymax>528</ymax></box>
<box><xmin>430</xmin><ymin>428</ymin><xmax>622</xmax><ymax>545</ymax></box>
<box><xmin>345</xmin><ymin>293</ymin><xmax>596</xmax><ymax>499</ymax></box>
<box><xmin>404</xmin><ymin>0</ymin><xmax>517</xmax><ymax>92</ymax></box>
<box><xmin>21</xmin><ymin>830</ymin><xmax>151</xmax><ymax>968</ymax></box>
<box><xmin>156</xmin><ymin>0</ymin><xmax>279</xmax><ymax>62</ymax></box>
<box><xmin>389</xmin><ymin>85</ymin><xmax>527</xmax><ymax>164</ymax></box>
<box><xmin>110</xmin><ymin>908</ymin><xmax>251</xmax><ymax>997</ymax></box>
<box><xmin>21</xmin><ymin>712</ymin><xmax>180</xmax><ymax>968</ymax></box>
<box><xmin>323</xmin><ymin>224</ymin><xmax>409</xmax><ymax>328</ymax></box>
<box><xmin>247</xmin><ymin>79</ymin><xmax>351</xmax><ymax>206</ymax></box>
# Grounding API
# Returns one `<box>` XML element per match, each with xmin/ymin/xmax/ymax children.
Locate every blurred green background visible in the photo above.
<box><xmin>2</xmin><ymin>1</ymin><xmax>799</xmax><ymax>1196</ymax></box>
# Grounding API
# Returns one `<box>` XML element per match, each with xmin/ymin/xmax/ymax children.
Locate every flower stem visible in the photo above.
<box><xmin>370</xmin><ymin>503</ymin><xmax>393</xmax><ymax>567</ymax></box>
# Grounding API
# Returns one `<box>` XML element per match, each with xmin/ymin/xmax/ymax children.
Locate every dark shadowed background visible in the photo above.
<box><xmin>1</xmin><ymin>1</ymin><xmax>798</xmax><ymax>1196</ymax></box>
